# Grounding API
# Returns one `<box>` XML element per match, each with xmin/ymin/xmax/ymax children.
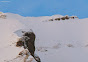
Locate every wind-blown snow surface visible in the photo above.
<box><xmin>0</xmin><ymin>13</ymin><xmax>88</xmax><ymax>62</ymax></box>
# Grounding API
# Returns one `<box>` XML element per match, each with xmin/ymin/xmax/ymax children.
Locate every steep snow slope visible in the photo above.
<box><xmin>0</xmin><ymin>14</ymin><xmax>25</xmax><ymax>62</ymax></box>
<box><xmin>0</xmin><ymin>13</ymin><xmax>88</xmax><ymax>62</ymax></box>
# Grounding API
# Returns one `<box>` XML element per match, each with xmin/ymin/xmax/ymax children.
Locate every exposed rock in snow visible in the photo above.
<box><xmin>0</xmin><ymin>12</ymin><xmax>6</xmax><ymax>19</ymax></box>
<box><xmin>49</xmin><ymin>15</ymin><xmax>78</xmax><ymax>21</ymax></box>
<box><xmin>0</xmin><ymin>13</ymin><xmax>88</xmax><ymax>62</ymax></box>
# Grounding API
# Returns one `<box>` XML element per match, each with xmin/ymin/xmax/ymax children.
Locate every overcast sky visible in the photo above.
<box><xmin>0</xmin><ymin>0</ymin><xmax>88</xmax><ymax>18</ymax></box>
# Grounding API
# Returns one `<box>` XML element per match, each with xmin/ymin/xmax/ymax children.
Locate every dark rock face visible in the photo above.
<box><xmin>16</xmin><ymin>31</ymin><xmax>35</xmax><ymax>55</ymax></box>
<box><xmin>23</xmin><ymin>32</ymin><xmax>35</xmax><ymax>47</ymax></box>
<box><xmin>16</xmin><ymin>31</ymin><xmax>41</xmax><ymax>62</ymax></box>
<box><xmin>55</xmin><ymin>18</ymin><xmax>60</xmax><ymax>20</ymax></box>
<box><xmin>61</xmin><ymin>17</ymin><xmax>66</xmax><ymax>20</ymax></box>
<box><xmin>65</xmin><ymin>16</ymin><xmax>69</xmax><ymax>19</ymax></box>
<box><xmin>16</xmin><ymin>40</ymin><xmax>24</xmax><ymax>47</ymax></box>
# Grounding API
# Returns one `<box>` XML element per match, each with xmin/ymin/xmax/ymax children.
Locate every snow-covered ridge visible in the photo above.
<box><xmin>5</xmin><ymin>13</ymin><xmax>64</xmax><ymax>21</ymax></box>
<box><xmin>0</xmin><ymin>13</ymin><xmax>88</xmax><ymax>62</ymax></box>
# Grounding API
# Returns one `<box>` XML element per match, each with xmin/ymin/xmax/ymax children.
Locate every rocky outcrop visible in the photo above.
<box><xmin>49</xmin><ymin>15</ymin><xmax>78</xmax><ymax>21</ymax></box>
<box><xmin>16</xmin><ymin>31</ymin><xmax>41</xmax><ymax>62</ymax></box>
<box><xmin>0</xmin><ymin>12</ymin><xmax>6</xmax><ymax>19</ymax></box>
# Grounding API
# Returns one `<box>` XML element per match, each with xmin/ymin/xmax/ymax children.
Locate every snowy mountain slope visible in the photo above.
<box><xmin>0</xmin><ymin>13</ymin><xmax>88</xmax><ymax>62</ymax></box>
<box><xmin>0</xmin><ymin>14</ymin><xmax>25</xmax><ymax>62</ymax></box>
